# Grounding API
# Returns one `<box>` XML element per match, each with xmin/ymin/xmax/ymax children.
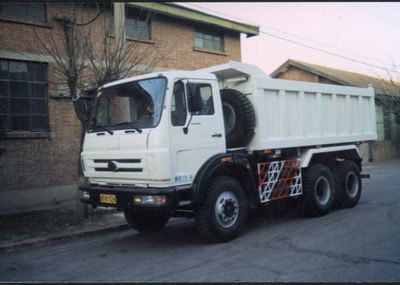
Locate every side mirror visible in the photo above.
<box><xmin>187</xmin><ymin>83</ymin><xmax>202</xmax><ymax>113</ymax></box>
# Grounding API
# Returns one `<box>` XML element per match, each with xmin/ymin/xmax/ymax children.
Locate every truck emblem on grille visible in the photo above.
<box><xmin>108</xmin><ymin>161</ymin><xmax>119</xmax><ymax>172</ymax></box>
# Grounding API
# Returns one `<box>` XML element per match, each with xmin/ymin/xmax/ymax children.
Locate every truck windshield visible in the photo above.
<box><xmin>91</xmin><ymin>77</ymin><xmax>167</xmax><ymax>131</ymax></box>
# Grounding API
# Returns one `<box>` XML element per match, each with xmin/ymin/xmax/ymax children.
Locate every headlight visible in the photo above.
<box><xmin>80</xmin><ymin>190</ymin><xmax>90</xmax><ymax>201</ymax></box>
<box><xmin>133</xmin><ymin>195</ymin><xmax>167</xmax><ymax>205</ymax></box>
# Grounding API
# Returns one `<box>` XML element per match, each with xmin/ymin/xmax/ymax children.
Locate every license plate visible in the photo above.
<box><xmin>99</xmin><ymin>193</ymin><xmax>117</xmax><ymax>205</ymax></box>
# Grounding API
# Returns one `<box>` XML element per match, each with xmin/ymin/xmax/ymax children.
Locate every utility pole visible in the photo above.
<box><xmin>113</xmin><ymin>2</ymin><xmax>126</xmax><ymax>51</ymax></box>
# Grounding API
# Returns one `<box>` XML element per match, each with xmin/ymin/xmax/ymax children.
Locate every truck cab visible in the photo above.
<box><xmin>80</xmin><ymin>70</ymin><xmax>226</xmax><ymax>215</ymax></box>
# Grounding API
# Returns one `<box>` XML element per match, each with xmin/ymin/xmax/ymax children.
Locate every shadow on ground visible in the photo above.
<box><xmin>115</xmin><ymin>199</ymin><xmax>307</xmax><ymax>247</ymax></box>
<box><xmin>0</xmin><ymin>207</ymin><xmax>119</xmax><ymax>246</ymax></box>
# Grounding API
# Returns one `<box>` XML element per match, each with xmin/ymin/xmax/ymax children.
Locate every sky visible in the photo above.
<box><xmin>179</xmin><ymin>2</ymin><xmax>400</xmax><ymax>80</ymax></box>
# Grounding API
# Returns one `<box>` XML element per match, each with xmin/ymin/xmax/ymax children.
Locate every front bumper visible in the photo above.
<box><xmin>79</xmin><ymin>183</ymin><xmax>181</xmax><ymax>212</ymax></box>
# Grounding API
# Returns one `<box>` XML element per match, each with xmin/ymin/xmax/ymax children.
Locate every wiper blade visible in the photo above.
<box><xmin>88</xmin><ymin>125</ymin><xmax>114</xmax><ymax>135</ymax></box>
<box><xmin>112</xmin><ymin>122</ymin><xmax>143</xmax><ymax>133</ymax></box>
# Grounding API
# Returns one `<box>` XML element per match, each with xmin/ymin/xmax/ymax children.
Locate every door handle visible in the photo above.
<box><xmin>212</xmin><ymin>133</ymin><xmax>222</xmax><ymax>138</ymax></box>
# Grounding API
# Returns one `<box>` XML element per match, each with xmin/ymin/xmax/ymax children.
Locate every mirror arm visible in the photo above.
<box><xmin>183</xmin><ymin>113</ymin><xmax>193</xmax><ymax>135</ymax></box>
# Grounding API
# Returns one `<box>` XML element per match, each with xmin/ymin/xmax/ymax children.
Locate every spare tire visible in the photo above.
<box><xmin>220</xmin><ymin>89</ymin><xmax>255</xmax><ymax>148</ymax></box>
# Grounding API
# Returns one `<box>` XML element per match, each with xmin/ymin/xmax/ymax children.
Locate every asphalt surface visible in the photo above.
<box><xmin>1</xmin><ymin>159</ymin><xmax>399</xmax><ymax>282</ymax></box>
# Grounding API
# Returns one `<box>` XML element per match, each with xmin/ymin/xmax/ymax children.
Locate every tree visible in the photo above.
<box><xmin>374</xmin><ymin>72</ymin><xmax>400</xmax><ymax>122</ymax></box>
<box><xmin>25</xmin><ymin>3</ymin><xmax>165</xmax><ymax>217</ymax></box>
<box><xmin>30</xmin><ymin>3</ymin><xmax>164</xmax><ymax>174</ymax></box>
<box><xmin>83</xmin><ymin>4</ymin><xmax>163</xmax><ymax>89</ymax></box>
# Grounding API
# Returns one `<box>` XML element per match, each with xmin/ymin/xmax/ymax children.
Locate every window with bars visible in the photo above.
<box><xmin>195</xmin><ymin>29</ymin><xmax>223</xmax><ymax>51</ymax></box>
<box><xmin>109</xmin><ymin>7</ymin><xmax>151</xmax><ymax>40</ymax></box>
<box><xmin>383</xmin><ymin>110</ymin><xmax>391</xmax><ymax>140</ymax></box>
<box><xmin>0</xmin><ymin>3</ymin><xmax>46</xmax><ymax>22</ymax></box>
<box><xmin>0</xmin><ymin>59</ymin><xmax>48</xmax><ymax>132</ymax></box>
<box><xmin>396</xmin><ymin>114</ymin><xmax>400</xmax><ymax>125</ymax></box>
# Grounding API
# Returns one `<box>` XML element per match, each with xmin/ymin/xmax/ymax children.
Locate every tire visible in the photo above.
<box><xmin>124</xmin><ymin>210</ymin><xmax>170</xmax><ymax>233</ymax></box>
<box><xmin>334</xmin><ymin>160</ymin><xmax>362</xmax><ymax>208</ymax></box>
<box><xmin>302</xmin><ymin>163</ymin><xmax>335</xmax><ymax>217</ymax></box>
<box><xmin>195</xmin><ymin>176</ymin><xmax>248</xmax><ymax>242</ymax></box>
<box><xmin>220</xmin><ymin>89</ymin><xmax>255</xmax><ymax>148</ymax></box>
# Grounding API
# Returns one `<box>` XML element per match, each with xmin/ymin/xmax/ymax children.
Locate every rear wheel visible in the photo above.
<box><xmin>302</xmin><ymin>163</ymin><xmax>335</xmax><ymax>217</ymax></box>
<box><xmin>124</xmin><ymin>210</ymin><xmax>170</xmax><ymax>233</ymax></box>
<box><xmin>195</xmin><ymin>176</ymin><xmax>248</xmax><ymax>242</ymax></box>
<box><xmin>334</xmin><ymin>160</ymin><xmax>362</xmax><ymax>208</ymax></box>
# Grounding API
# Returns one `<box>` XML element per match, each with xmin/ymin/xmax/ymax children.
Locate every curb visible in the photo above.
<box><xmin>0</xmin><ymin>223</ymin><xmax>130</xmax><ymax>253</ymax></box>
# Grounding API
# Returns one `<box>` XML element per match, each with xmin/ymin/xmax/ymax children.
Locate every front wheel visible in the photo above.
<box><xmin>195</xmin><ymin>176</ymin><xmax>248</xmax><ymax>242</ymax></box>
<box><xmin>124</xmin><ymin>210</ymin><xmax>170</xmax><ymax>233</ymax></box>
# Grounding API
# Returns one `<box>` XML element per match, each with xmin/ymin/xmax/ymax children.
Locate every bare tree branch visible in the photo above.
<box><xmin>373</xmin><ymin>65</ymin><xmax>400</xmax><ymax>121</ymax></box>
<box><xmin>27</xmin><ymin>3</ymin><xmax>167</xmax><ymax>175</ymax></box>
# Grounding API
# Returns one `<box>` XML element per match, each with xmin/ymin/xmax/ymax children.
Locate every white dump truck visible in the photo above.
<box><xmin>79</xmin><ymin>61</ymin><xmax>377</xmax><ymax>241</ymax></box>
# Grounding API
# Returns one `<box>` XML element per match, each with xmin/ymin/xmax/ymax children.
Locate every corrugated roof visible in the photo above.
<box><xmin>271</xmin><ymin>59</ymin><xmax>400</xmax><ymax>97</ymax></box>
<box><xmin>127</xmin><ymin>2</ymin><xmax>259</xmax><ymax>37</ymax></box>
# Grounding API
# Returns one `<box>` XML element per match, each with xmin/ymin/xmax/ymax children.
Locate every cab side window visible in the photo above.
<box><xmin>171</xmin><ymin>81</ymin><xmax>187</xmax><ymax>126</ymax></box>
<box><xmin>188</xmin><ymin>83</ymin><xmax>214</xmax><ymax>116</ymax></box>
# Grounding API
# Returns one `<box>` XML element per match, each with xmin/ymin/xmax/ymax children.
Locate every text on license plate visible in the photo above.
<box><xmin>99</xmin><ymin>193</ymin><xmax>117</xmax><ymax>204</ymax></box>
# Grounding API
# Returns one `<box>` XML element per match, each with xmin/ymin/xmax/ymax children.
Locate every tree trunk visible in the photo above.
<box><xmin>71</xmin><ymin>89</ymin><xmax>92</xmax><ymax>219</ymax></box>
<box><xmin>73</xmin><ymin>98</ymin><xmax>90</xmax><ymax>176</ymax></box>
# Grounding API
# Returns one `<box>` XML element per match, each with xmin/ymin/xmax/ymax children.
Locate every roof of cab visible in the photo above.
<box><xmin>101</xmin><ymin>70</ymin><xmax>217</xmax><ymax>89</ymax></box>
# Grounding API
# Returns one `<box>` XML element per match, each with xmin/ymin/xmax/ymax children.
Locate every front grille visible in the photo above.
<box><xmin>92</xmin><ymin>158</ymin><xmax>143</xmax><ymax>173</ymax></box>
<box><xmin>93</xmin><ymin>159</ymin><xmax>141</xmax><ymax>163</ymax></box>
<box><xmin>95</xmin><ymin>167</ymin><xmax>142</xmax><ymax>172</ymax></box>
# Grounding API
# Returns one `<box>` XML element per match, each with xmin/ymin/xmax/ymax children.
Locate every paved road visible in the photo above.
<box><xmin>1</xmin><ymin>160</ymin><xmax>399</xmax><ymax>282</ymax></box>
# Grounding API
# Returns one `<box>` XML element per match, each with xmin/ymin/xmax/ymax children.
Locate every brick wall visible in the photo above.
<box><xmin>0</xmin><ymin>3</ymin><xmax>242</xmax><ymax>191</ymax></box>
<box><xmin>275</xmin><ymin>66</ymin><xmax>337</xmax><ymax>85</ymax></box>
<box><xmin>275</xmin><ymin>66</ymin><xmax>318</xmax><ymax>82</ymax></box>
<box><xmin>151</xmin><ymin>14</ymin><xmax>241</xmax><ymax>70</ymax></box>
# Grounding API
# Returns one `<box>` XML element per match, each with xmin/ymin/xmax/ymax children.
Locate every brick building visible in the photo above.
<box><xmin>0</xmin><ymin>2</ymin><xmax>259</xmax><ymax>213</ymax></box>
<box><xmin>271</xmin><ymin>59</ymin><xmax>400</xmax><ymax>162</ymax></box>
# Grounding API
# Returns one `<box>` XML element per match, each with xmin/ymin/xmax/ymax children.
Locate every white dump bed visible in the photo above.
<box><xmin>200</xmin><ymin>61</ymin><xmax>377</xmax><ymax>151</ymax></box>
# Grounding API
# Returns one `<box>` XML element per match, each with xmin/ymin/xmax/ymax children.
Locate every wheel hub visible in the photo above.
<box><xmin>346</xmin><ymin>171</ymin><xmax>359</xmax><ymax>198</ymax></box>
<box><xmin>224</xmin><ymin>202</ymin><xmax>235</xmax><ymax>217</ymax></box>
<box><xmin>215</xmin><ymin>191</ymin><xmax>239</xmax><ymax>228</ymax></box>
<box><xmin>315</xmin><ymin>176</ymin><xmax>331</xmax><ymax>205</ymax></box>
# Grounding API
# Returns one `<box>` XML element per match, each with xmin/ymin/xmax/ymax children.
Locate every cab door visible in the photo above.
<box><xmin>169</xmin><ymin>79</ymin><xmax>225</xmax><ymax>186</ymax></box>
